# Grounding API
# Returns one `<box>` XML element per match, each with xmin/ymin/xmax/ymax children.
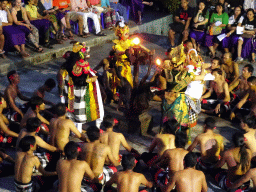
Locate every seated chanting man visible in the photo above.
<box><xmin>104</xmin><ymin>154</ymin><xmax>153</xmax><ymax>192</ymax></box>
<box><xmin>201</xmin><ymin>69</ymin><xmax>230</xmax><ymax>118</ymax></box>
<box><xmin>14</xmin><ymin>136</ymin><xmax>57</xmax><ymax>192</ymax></box>
<box><xmin>187</xmin><ymin>117</ymin><xmax>224</xmax><ymax>172</ymax></box>
<box><xmin>49</xmin><ymin>103</ymin><xmax>88</xmax><ymax>151</ymax></box>
<box><xmin>20</xmin><ymin>96</ymin><xmax>50</xmax><ymax>136</ymax></box>
<box><xmin>159</xmin><ymin>152</ymin><xmax>208</xmax><ymax>192</ymax></box>
<box><xmin>57</xmin><ymin>141</ymin><xmax>99</xmax><ymax>192</ymax></box>
<box><xmin>140</xmin><ymin>119</ymin><xmax>177</xmax><ymax>167</ymax></box>
<box><xmin>4</xmin><ymin>70</ymin><xmax>30</xmax><ymax>121</ymax></box>
<box><xmin>153</xmin><ymin>132</ymin><xmax>188</xmax><ymax>179</ymax></box>
<box><xmin>99</xmin><ymin>115</ymin><xmax>140</xmax><ymax>164</ymax></box>
<box><xmin>80</xmin><ymin>126</ymin><xmax>120</xmax><ymax>189</ymax></box>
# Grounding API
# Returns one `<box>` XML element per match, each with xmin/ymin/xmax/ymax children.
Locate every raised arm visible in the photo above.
<box><xmin>36</xmin><ymin>136</ymin><xmax>57</xmax><ymax>152</ymax></box>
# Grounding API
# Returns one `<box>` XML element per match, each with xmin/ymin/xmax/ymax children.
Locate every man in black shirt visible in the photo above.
<box><xmin>168</xmin><ymin>0</ymin><xmax>192</xmax><ymax>47</ymax></box>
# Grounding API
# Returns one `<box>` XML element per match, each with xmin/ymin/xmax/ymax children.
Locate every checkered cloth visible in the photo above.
<box><xmin>0</xmin><ymin>133</ymin><xmax>14</xmax><ymax>144</ymax></box>
<box><xmin>34</xmin><ymin>152</ymin><xmax>49</xmax><ymax>170</ymax></box>
<box><xmin>154</xmin><ymin>168</ymin><xmax>169</xmax><ymax>185</ymax></box>
<box><xmin>81</xmin><ymin>183</ymin><xmax>102</xmax><ymax>192</ymax></box>
<box><xmin>60</xmin><ymin>70</ymin><xmax>104</xmax><ymax>123</ymax></box>
<box><xmin>14</xmin><ymin>179</ymin><xmax>34</xmax><ymax>192</ymax></box>
<box><xmin>185</xmin><ymin>95</ymin><xmax>201</xmax><ymax>126</ymax></box>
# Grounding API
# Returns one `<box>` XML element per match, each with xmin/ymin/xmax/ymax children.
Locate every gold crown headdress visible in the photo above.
<box><xmin>169</xmin><ymin>44</ymin><xmax>186</xmax><ymax>68</ymax></box>
<box><xmin>115</xmin><ymin>21</ymin><xmax>129</xmax><ymax>37</ymax></box>
<box><xmin>72</xmin><ymin>41</ymin><xmax>90</xmax><ymax>60</ymax></box>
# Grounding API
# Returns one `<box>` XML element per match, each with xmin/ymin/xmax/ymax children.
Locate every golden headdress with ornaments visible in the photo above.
<box><xmin>169</xmin><ymin>44</ymin><xmax>186</xmax><ymax>68</ymax></box>
<box><xmin>115</xmin><ymin>20</ymin><xmax>129</xmax><ymax>37</ymax></box>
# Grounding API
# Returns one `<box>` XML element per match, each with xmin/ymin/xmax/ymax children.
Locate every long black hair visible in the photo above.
<box><xmin>198</xmin><ymin>1</ymin><xmax>208</xmax><ymax>18</ymax></box>
<box><xmin>232</xmin><ymin>132</ymin><xmax>250</xmax><ymax>172</ymax></box>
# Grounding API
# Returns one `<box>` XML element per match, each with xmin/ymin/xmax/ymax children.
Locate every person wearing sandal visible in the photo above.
<box><xmin>0</xmin><ymin>0</ymin><xmax>30</xmax><ymax>58</ymax></box>
<box><xmin>70</xmin><ymin>0</ymin><xmax>105</xmax><ymax>37</ymax></box>
<box><xmin>11</xmin><ymin>0</ymin><xmax>44</xmax><ymax>53</ymax></box>
<box><xmin>25</xmin><ymin>0</ymin><xmax>53</xmax><ymax>49</ymax></box>
<box><xmin>52</xmin><ymin>0</ymin><xmax>75</xmax><ymax>39</ymax></box>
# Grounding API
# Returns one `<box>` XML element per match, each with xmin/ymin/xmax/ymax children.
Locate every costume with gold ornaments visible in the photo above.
<box><xmin>58</xmin><ymin>42</ymin><xmax>104</xmax><ymax>128</ymax></box>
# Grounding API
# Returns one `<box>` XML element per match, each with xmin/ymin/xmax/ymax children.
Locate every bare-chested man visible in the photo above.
<box><xmin>14</xmin><ymin>136</ymin><xmax>57</xmax><ymax>192</ymax></box>
<box><xmin>104</xmin><ymin>154</ymin><xmax>153</xmax><ymax>192</ymax></box>
<box><xmin>214</xmin><ymin>133</ymin><xmax>252</xmax><ymax>190</ymax></box>
<box><xmin>154</xmin><ymin>132</ymin><xmax>188</xmax><ymax>177</ymax></box>
<box><xmin>16</xmin><ymin>117</ymin><xmax>57</xmax><ymax>152</ymax></box>
<box><xmin>80</xmin><ymin>126</ymin><xmax>120</xmax><ymax>184</ymax></box>
<box><xmin>187</xmin><ymin>117</ymin><xmax>224</xmax><ymax>171</ymax></box>
<box><xmin>201</xmin><ymin>69</ymin><xmax>230</xmax><ymax>117</ymax></box>
<box><xmin>230</xmin><ymin>76</ymin><xmax>256</xmax><ymax>120</ymax></box>
<box><xmin>50</xmin><ymin>103</ymin><xmax>87</xmax><ymax>151</ymax></box>
<box><xmin>4</xmin><ymin>70</ymin><xmax>30</xmax><ymax>119</ymax></box>
<box><xmin>140</xmin><ymin>119</ymin><xmax>177</xmax><ymax>167</ymax></box>
<box><xmin>57</xmin><ymin>141</ymin><xmax>98</xmax><ymax>192</ymax></box>
<box><xmin>211</xmin><ymin>57</ymin><xmax>221</xmax><ymax>71</ymax></box>
<box><xmin>160</xmin><ymin>152</ymin><xmax>208</xmax><ymax>192</ymax></box>
<box><xmin>100</xmin><ymin>115</ymin><xmax>140</xmax><ymax>163</ymax></box>
<box><xmin>20</xmin><ymin>96</ymin><xmax>49</xmax><ymax>136</ymax></box>
<box><xmin>221</xmin><ymin>52</ymin><xmax>239</xmax><ymax>85</ymax></box>
<box><xmin>229</xmin><ymin>64</ymin><xmax>254</xmax><ymax>97</ymax></box>
<box><xmin>229</xmin><ymin>167</ymin><xmax>256</xmax><ymax>191</ymax></box>
<box><xmin>33</xmin><ymin>78</ymin><xmax>56</xmax><ymax>106</ymax></box>
<box><xmin>0</xmin><ymin>94</ymin><xmax>19</xmax><ymax>145</ymax></box>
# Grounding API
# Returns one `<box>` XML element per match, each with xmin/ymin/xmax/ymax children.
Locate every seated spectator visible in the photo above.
<box><xmin>235</xmin><ymin>8</ymin><xmax>256</xmax><ymax>62</ymax></box>
<box><xmin>140</xmin><ymin>119</ymin><xmax>177</xmax><ymax>167</ymax></box>
<box><xmin>221</xmin><ymin>6</ymin><xmax>243</xmax><ymax>54</ymax></box>
<box><xmin>0</xmin><ymin>94</ymin><xmax>19</xmax><ymax>147</ymax></box>
<box><xmin>201</xmin><ymin>69</ymin><xmax>230</xmax><ymax>117</ymax></box>
<box><xmin>4</xmin><ymin>70</ymin><xmax>30</xmax><ymax>120</ymax></box>
<box><xmin>11</xmin><ymin>0</ymin><xmax>44</xmax><ymax>52</ymax></box>
<box><xmin>101</xmin><ymin>0</ymin><xmax>116</xmax><ymax>29</ymax></box>
<box><xmin>50</xmin><ymin>103</ymin><xmax>87</xmax><ymax>150</ymax></box>
<box><xmin>14</xmin><ymin>136</ymin><xmax>57</xmax><ymax>192</ymax></box>
<box><xmin>130</xmin><ymin>0</ymin><xmax>153</xmax><ymax>25</ymax></box>
<box><xmin>169</xmin><ymin>0</ymin><xmax>192</xmax><ymax>47</ymax></box>
<box><xmin>56</xmin><ymin>141</ymin><xmax>99</xmax><ymax>192</ymax></box>
<box><xmin>0</xmin><ymin>0</ymin><xmax>29</xmax><ymax>57</ymax></box>
<box><xmin>0</xmin><ymin>17</ymin><xmax>6</xmax><ymax>58</ymax></box>
<box><xmin>229</xmin><ymin>64</ymin><xmax>254</xmax><ymax>100</ymax></box>
<box><xmin>104</xmin><ymin>154</ymin><xmax>153</xmax><ymax>192</ymax></box>
<box><xmin>52</xmin><ymin>0</ymin><xmax>74</xmax><ymax>39</ymax></box>
<box><xmin>99</xmin><ymin>115</ymin><xmax>140</xmax><ymax>164</ymax></box>
<box><xmin>218</xmin><ymin>0</ymin><xmax>229</xmax><ymax>13</ymax></box>
<box><xmin>109</xmin><ymin>0</ymin><xmax>128</xmax><ymax>22</ymax></box>
<box><xmin>229</xmin><ymin>167</ymin><xmax>256</xmax><ymax>191</ymax></box>
<box><xmin>221</xmin><ymin>52</ymin><xmax>239</xmax><ymax>85</ymax></box>
<box><xmin>159</xmin><ymin>152</ymin><xmax>208</xmax><ymax>192</ymax></box>
<box><xmin>227</xmin><ymin>0</ymin><xmax>244</xmax><ymax>11</ymax></box>
<box><xmin>34</xmin><ymin>0</ymin><xmax>62</xmax><ymax>43</ymax></box>
<box><xmin>20</xmin><ymin>97</ymin><xmax>50</xmax><ymax>136</ymax></box>
<box><xmin>187</xmin><ymin>117</ymin><xmax>224</xmax><ymax>172</ymax></box>
<box><xmin>80</xmin><ymin>126</ymin><xmax>120</xmax><ymax>185</ymax></box>
<box><xmin>214</xmin><ymin>133</ymin><xmax>252</xmax><ymax>191</ymax></box>
<box><xmin>205</xmin><ymin>3</ymin><xmax>229</xmax><ymax>58</ymax></box>
<box><xmin>153</xmin><ymin>132</ymin><xmax>188</xmax><ymax>178</ymax></box>
<box><xmin>24</xmin><ymin>0</ymin><xmax>53</xmax><ymax>48</ymax></box>
<box><xmin>70</xmin><ymin>0</ymin><xmax>106</xmax><ymax>37</ymax></box>
<box><xmin>243</xmin><ymin>0</ymin><xmax>255</xmax><ymax>12</ymax></box>
<box><xmin>190</xmin><ymin>1</ymin><xmax>209</xmax><ymax>52</ymax></box>
<box><xmin>86</xmin><ymin>0</ymin><xmax>105</xmax><ymax>29</ymax></box>
<box><xmin>230</xmin><ymin>76</ymin><xmax>256</xmax><ymax>119</ymax></box>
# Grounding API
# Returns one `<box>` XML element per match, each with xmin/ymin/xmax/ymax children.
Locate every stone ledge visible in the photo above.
<box><xmin>0</xmin><ymin>15</ymin><xmax>172</xmax><ymax>75</ymax></box>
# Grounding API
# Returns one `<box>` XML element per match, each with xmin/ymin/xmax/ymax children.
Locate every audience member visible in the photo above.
<box><xmin>168</xmin><ymin>0</ymin><xmax>192</xmax><ymax>47</ymax></box>
<box><xmin>0</xmin><ymin>0</ymin><xmax>29</xmax><ymax>57</ymax></box>
<box><xmin>109</xmin><ymin>0</ymin><xmax>128</xmax><ymax>22</ymax></box>
<box><xmin>160</xmin><ymin>152</ymin><xmax>208</xmax><ymax>192</ymax></box>
<box><xmin>11</xmin><ymin>0</ymin><xmax>44</xmax><ymax>52</ymax></box>
<box><xmin>187</xmin><ymin>117</ymin><xmax>224</xmax><ymax>171</ymax></box>
<box><xmin>104</xmin><ymin>154</ymin><xmax>153</xmax><ymax>192</ymax></box>
<box><xmin>205</xmin><ymin>3</ymin><xmax>229</xmax><ymax>58</ymax></box>
<box><xmin>129</xmin><ymin>0</ymin><xmax>153</xmax><ymax>25</ymax></box>
<box><xmin>243</xmin><ymin>0</ymin><xmax>255</xmax><ymax>11</ymax></box>
<box><xmin>0</xmin><ymin>18</ymin><xmax>4</xmax><ymax>58</ymax></box>
<box><xmin>100</xmin><ymin>0</ymin><xmax>116</xmax><ymax>29</ymax></box>
<box><xmin>14</xmin><ymin>136</ymin><xmax>57</xmax><ymax>192</ymax></box>
<box><xmin>236</xmin><ymin>8</ymin><xmax>256</xmax><ymax>62</ymax></box>
<box><xmin>4</xmin><ymin>70</ymin><xmax>30</xmax><ymax>120</ymax></box>
<box><xmin>190</xmin><ymin>1</ymin><xmax>209</xmax><ymax>52</ymax></box>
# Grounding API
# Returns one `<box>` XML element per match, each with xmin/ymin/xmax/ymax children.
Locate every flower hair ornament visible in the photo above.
<box><xmin>115</xmin><ymin>21</ymin><xmax>129</xmax><ymax>38</ymax></box>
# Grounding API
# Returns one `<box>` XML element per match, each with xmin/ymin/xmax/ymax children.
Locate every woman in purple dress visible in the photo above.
<box><xmin>190</xmin><ymin>1</ymin><xmax>209</xmax><ymax>52</ymax></box>
<box><xmin>221</xmin><ymin>6</ymin><xmax>243</xmax><ymax>54</ymax></box>
<box><xmin>235</xmin><ymin>9</ymin><xmax>256</xmax><ymax>62</ymax></box>
<box><xmin>0</xmin><ymin>0</ymin><xmax>29</xmax><ymax>57</ymax></box>
<box><xmin>129</xmin><ymin>0</ymin><xmax>153</xmax><ymax>24</ymax></box>
<box><xmin>11</xmin><ymin>0</ymin><xmax>44</xmax><ymax>52</ymax></box>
